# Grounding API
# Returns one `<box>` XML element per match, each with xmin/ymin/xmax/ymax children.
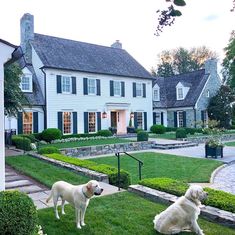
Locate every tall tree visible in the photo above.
<box><xmin>222</xmin><ymin>31</ymin><xmax>235</xmax><ymax>88</ymax></box>
<box><xmin>155</xmin><ymin>46</ymin><xmax>217</xmax><ymax>77</ymax></box>
<box><xmin>4</xmin><ymin>63</ymin><xmax>29</xmax><ymax>117</ymax></box>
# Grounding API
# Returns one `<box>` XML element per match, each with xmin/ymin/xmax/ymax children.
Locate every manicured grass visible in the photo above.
<box><xmin>47</xmin><ymin>138</ymin><xmax>133</xmax><ymax>149</ymax></box>
<box><xmin>90</xmin><ymin>152</ymin><xmax>222</xmax><ymax>184</ymax></box>
<box><xmin>225</xmin><ymin>141</ymin><xmax>235</xmax><ymax>147</ymax></box>
<box><xmin>38</xmin><ymin>191</ymin><xmax>235</xmax><ymax>235</ymax></box>
<box><xmin>149</xmin><ymin>132</ymin><xmax>176</xmax><ymax>139</ymax></box>
<box><xmin>6</xmin><ymin>155</ymin><xmax>89</xmax><ymax>188</ymax></box>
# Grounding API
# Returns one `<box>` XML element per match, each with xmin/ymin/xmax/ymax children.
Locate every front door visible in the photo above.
<box><xmin>111</xmin><ymin>112</ymin><xmax>117</xmax><ymax>128</ymax></box>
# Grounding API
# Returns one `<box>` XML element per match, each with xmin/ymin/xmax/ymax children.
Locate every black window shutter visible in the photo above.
<box><xmin>84</xmin><ymin>112</ymin><xmax>88</xmax><ymax>133</ymax></box>
<box><xmin>33</xmin><ymin>112</ymin><xmax>38</xmax><ymax>133</ymax></box>
<box><xmin>174</xmin><ymin>112</ymin><xmax>178</xmax><ymax>127</ymax></box>
<box><xmin>58</xmin><ymin>112</ymin><xmax>63</xmax><ymax>132</ymax></box>
<box><xmin>121</xmin><ymin>82</ymin><xmax>125</xmax><ymax>97</ymax></box>
<box><xmin>57</xmin><ymin>75</ymin><xmax>62</xmax><ymax>93</ymax></box>
<box><xmin>110</xmin><ymin>80</ymin><xmax>114</xmax><ymax>96</ymax></box>
<box><xmin>96</xmin><ymin>79</ymin><xmax>101</xmax><ymax>96</ymax></box>
<box><xmin>183</xmin><ymin>111</ymin><xmax>186</xmax><ymax>127</ymax></box>
<box><xmin>144</xmin><ymin>112</ymin><xmax>147</xmax><ymax>130</ymax></box>
<box><xmin>97</xmin><ymin>112</ymin><xmax>101</xmax><ymax>131</ymax></box>
<box><xmin>161</xmin><ymin>112</ymin><xmax>164</xmax><ymax>125</ymax></box>
<box><xmin>201</xmin><ymin>110</ymin><xmax>205</xmax><ymax>127</ymax></box>
<box><xmin>83</xmin><ymin>78</ymin><xmax>88</xmax><ymax>95</ymax></box>
<box><xmin>17</xmin><ymin>112</ymin><xmax>23</xmax><ymax>134</ymax></box>
<box><xmin>143</xmin><ymin>83</ymin><xmax>146</xmax><ymax>98</ymax></box>
<box><xmin>133</xmin><ymin>83</ymin><xmax>136</xmax><ymax>97</ymax></box>
<box><xmin>73</xmin><ymin>112</ymin><xmax>77</xmax><ymax>134</ymax></box>
<box><xmin>134</xmin><ymin>112</ymin><xmax>138</xmax><ymax>128</ymax></box>
<box><xmin>72</xmin><ymin>77</ymin><xmax>76</xmax><ymax>94</ymax></box>
<box><xmin>153</xmin><ymin>112</ymin><xmax>156</xmax><ymax>125</ymax></box>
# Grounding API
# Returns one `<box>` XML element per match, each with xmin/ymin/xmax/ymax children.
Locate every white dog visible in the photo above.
<box><xmin>46</xmin><ymin>180</ymin><xmax>103</xmax><ymax>229</ymax></box>
<box><xmin>153</xmin><ymin>185</ymin><xmax>208</xmax><ymax>235</ymax></box>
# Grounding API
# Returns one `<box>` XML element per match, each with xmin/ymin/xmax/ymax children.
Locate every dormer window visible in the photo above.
<box><xmin>153</xmin><ymin>87</ymin><xmax>160</xmax><ymax>101</ymax></box>
<box><xmin>21</xmin><ymin>74</ymin><xmax>32</xmax><ymax>92</ymax></box>
<box><xmin>177</xmin><ymin>87</ymin><xmax>184</xmax><ymax>100</ymax></box>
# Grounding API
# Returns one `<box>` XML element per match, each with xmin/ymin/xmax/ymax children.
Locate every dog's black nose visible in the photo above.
<box><xmin>101</xmin><ymin>188</ymin><xmax>104</xmax><ymax>192</ymax></box>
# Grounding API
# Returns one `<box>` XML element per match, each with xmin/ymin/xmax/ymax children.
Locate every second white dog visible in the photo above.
<box><xmin>46</xmin><ymin>180</ymin><xmax>103</xmax><ymax>229</ymax></box>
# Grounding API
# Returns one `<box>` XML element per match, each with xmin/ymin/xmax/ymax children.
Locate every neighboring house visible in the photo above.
<box><xmin>152</xmin><ymin>59</ymin><xmax>222</xmax><ymax>128</ymax></box>
<box><xmin>5</xmin><ymin>13</ymin><xmax>153</xmax><ymax>135</ymax></box>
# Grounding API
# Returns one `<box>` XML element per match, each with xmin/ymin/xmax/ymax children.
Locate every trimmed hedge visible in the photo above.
<box><xmin>44</xmin><ymin>153</ymin><xmax>131</xmax><ymax>189</ymax></box>
<box><xmin>176</xmin><ymin>128</ymin><xmax>187</xmax><ymax>138</ymax></box>
<box><xmin>0</xmin><ymin>191</ymin><xmax>38</xmax><ymax>235</ymax></box>
<box><xmin>17</xmin><ymin>134</ymin><xmax>36</xmax><ymax>143</ymax></box>
<box><xmin>165</xmin><ymin>127</ymin><xmax>177</xmax><ymax>132</ymax></box>
<box><xmin>150</xmin><ymin>125</ymin><xmax>166</xmax><ymax>134</ymax></box>
<box><xmin>62</xmin><ymin>133</ymin><xmax>99</xmax><ymax>139</ymax></box>
<box><xmin>139</xmin><ymin>177</ymin><xmax>235</xmax><ymax>213</ymax></box>
<box><xmin>38</xmin><ymin>146</ymin><xmax>60</xmax><ymax>155</ymax></box>
<box><xmin>41</xmin><ymin>128</ymin><xmax>62</xmax><ymax>143</ymax></box>
<box><xmin>137</xmin><ymin>131</ymin><xmax>149</xmax><ymax>141</ymax></box>
<box><xmin>97</xmin><ymin>129</ymin><xmax>113</xmax><ymax>137</ymax></box>
<box><xmin>12</xmin><ymin>136</ymin><xmax>31</xmax><ymax>151</ymax></box>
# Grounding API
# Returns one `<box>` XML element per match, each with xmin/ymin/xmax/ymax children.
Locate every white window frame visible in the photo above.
<box><xmin>62</xmin><ymin>76</ymin><xmax>72</xmax><ymax>94</ymax></box>
<box><xmin>63</xmin><ymin>112</ymin><xmax>72</xmax><ymax>135</ymax></box>
<box><xmin>21</xmin><ymin>74</ymin><xmax>32</xmax><ymax>92</ymax></box>
<box><xmin>153</xmin><ymin>88</ymin><xmax>160</xmax><ymax>101</ymax></box>
<box><xmin>137</xmin><ymin>112</ymin><xmax>143</xmax><ymax>129</ymax></box>
<box><xmin>177</xmin><ymin>111</ymin><xmax>184</xmax><ymax>128</ymax></box>
<box><xmin>113</xmin><ymin>81</ymin><xmax>121</xmax><ymax>96</ymax></box>
<box><xmin>88</xmin><ymin>112</ymin><xmax>96</xmax><ymax>133</ymax></box>
<box><xmin>206</xmin><ymin>89</ymin><xmax>210</xmax><ymax>98</ymax></box>
<box><xmin>136</xmin><ymin>83</ymin><xmax>142</xmax><ymax>97</ymax></box>
<box><xmin>177</xmin><ymin>87</ymin><xmax>184</xmax><ymax>100</ymax></box>
<box><xmin>88</xmin><ymin>78</ymin><xmax>96</xmax><ymax>95</ymax></box>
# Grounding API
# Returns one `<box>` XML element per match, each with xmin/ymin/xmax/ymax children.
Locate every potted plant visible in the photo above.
<box><xmin>109</xmin><ymin>127</ymin><xmax>117</xmax><ymax>135</ymax></box>
<box><xmin>127</xmin><ymin>118</ymin><xmax>135</xmax><ymax>133</ymax></box>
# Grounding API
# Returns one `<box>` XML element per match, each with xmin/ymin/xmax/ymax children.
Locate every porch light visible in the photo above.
<box><xmin>102</xmin><ymin>111</ymin><xmax>107</xmax><ymax>119</ymax></box>
<box><xmin>130</xmin><ymin>112</ymin><xmax>134</xmax><ymax>118</ymax></box>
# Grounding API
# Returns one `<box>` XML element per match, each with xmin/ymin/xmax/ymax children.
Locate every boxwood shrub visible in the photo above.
<box><xmin>17</xmin><ymin>134</ymin><xmax>36</xmax><ymax>143</ymax></box>
<box><xmin>176</xmin><ymin>128</ymin><xmax>187</xmax><ymax>139</ymax></box>
<box><xmin>165</xmin><ymin>127</ymin><xmax>177</xmax><ymax>132</ymax></box>
<box><xmin>44</xmin><ymin>153</ymin><xmax>131</xmax><ymax>189</ymax></box>
<box><xmin>0</xmin><ymin>191</ymin><xmax>38</xmax><ymax>235</ymax></box>
<box><xmin>41</xmin><ymin>128</ymin><xmax>62</xmax><ymax>143</ymax></box>
<box><xmin>139</xmin><ymin>177</ymin><xmax>235</xmax><ymax>213</ymax></box>
<box><xmin>150</xmin><ymin>124</ymin><xmax>166</xmax><ymax>134</ymax></box>
<box><xmin>38</xmin><ymin>146</ymin><xmax>60</xmax><ymax>155</ymax></box>
<box><xmin>137</xmin><ymin>131</ymin><xmax>149</xmax><ymax>141</ymax></box>
<box><xmin>61</xmin><ymin>133</ymin><xmax>99</xmax><ymax>139</ymax></box>
<box><xmin>12</xmin><ymin>136</ymin><xmax>31</xmax><ymax>151</ymax></box>
<box><xmin>97</xmin><ymin>129</ymin><xmax>113</xmax><ymax>137</ymax></box>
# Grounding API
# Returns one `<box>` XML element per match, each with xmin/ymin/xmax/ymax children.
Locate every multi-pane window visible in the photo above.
<box><xmin>137</xmin><ymin>112</ymin><xmax>143</xmax><ymax>129</ymax></box>
<box><xmin>136</xmin><ymin>83</ymin><xmax>142</xmax><ymax>97</ymax></box>
<box><xmin>23</xmin><ymin>112</ymin><xmax>33</xmax><ymax>134</ymax></box>
<box><xmin>153</xmin><ymin>88</ymin><xmax>160</xmax><ymax>101</ymax></box>
<box><xmin>88</xmin><ymin>79</ymin><xmax>96</xmax><ymax>95</ymax></box>
<box><xmin>21</xmin><ymin>75</ymin><xmax>32</xmax><ymax>92</ymax></box>
<box><xmin>89</xmin><ymin>112</ymin><xmax>96</xmax><ymax>133</ymax></box>
<box><xmin>62</xmin><ymin>76</ymin><xmax>71</xmax><ymax>93</ymax></box>
<box><xmin>206</xmin><ymin>89</ymin><xmax>210</xmax><ymax>98</ymax></box>
<box><xmin>178</xmin><ymin>111</ymin><xmax>184</xmax><ymax>127</ymax></box>
<box><xmin>155</xmin><ymin>112</ymin><xmax>161</xmax><ymax>125</ymax></box>
<box><xmin>177</xmin><ymin>87</ymin><xmax>184</xmax><ymax>100</ymax></box>
<box><xmin>63</xmin><ymin>112</ymin><xmax>72</xmax><ymax>134</ymax></box>
<box><xmin>113</xmin><ymin>81</ymin><xmax>121</xmax><ymax>96</ymax></box>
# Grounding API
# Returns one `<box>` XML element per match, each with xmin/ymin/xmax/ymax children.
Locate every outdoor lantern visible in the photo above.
<box><xmin>102</xmin><ymin>111</ymin><xmax>107</xmax><ymax>119</ymax></box>
<box><xmin>130</xmin><ymin>112</ymin><xmax>134</xmax><ymax>118</ymax></box>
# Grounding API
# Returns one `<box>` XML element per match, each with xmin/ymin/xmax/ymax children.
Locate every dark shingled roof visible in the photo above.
<box><xmin>32</xmin><ymin>33</ymin><xmax>153</xmax><ymax>79</ymax></box>
<box><xmin>153</xmin><ymin>69</ymin><xmax>209</xmax><ymax>108</ymax></box>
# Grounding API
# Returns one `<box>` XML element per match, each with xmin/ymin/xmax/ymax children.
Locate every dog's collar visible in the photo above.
<box><xmin>185</xmin><ymin>196</ymin><xmax>198</xmax><ymax>205</ymax></box>
<box><xmin>82</xmin><ymin>187</ymin><xmax>91</xmax><ymax>199</ymax></box>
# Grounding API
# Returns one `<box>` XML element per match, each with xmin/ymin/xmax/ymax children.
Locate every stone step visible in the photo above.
<box><xmin>5</xmin><ymin>171</ymin><xmax>17</xmax><ymax>176</ymax></box>
<box><xmin>5</xmin><ymin>180</ymin><xmax>33</xmax><ymax>189</ymax></box>
<box><xmin>8</xmin><ymin>185</ymin><xmax>44</xmax><ymax>194</ymax></box>
<box><xmin>152</xmin><ymin>142</ymin><xmax>198</xmax><ymax>150</ymax></box>
<box><xmin>5</xmin><ymin>175</ymin><xmax>25</xmax><ymax>182</ymax></box>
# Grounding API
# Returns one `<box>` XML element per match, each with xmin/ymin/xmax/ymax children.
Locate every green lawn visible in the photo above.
<box><xmin>225</xmin><ymin>141</ymin><xmax>235</xmax><ymax>147</ymax></box>
<box><xmin>6</xmin><ymin>155</ymin><xmax>89</xmax><ymax>187</ymax></box>
<box><xmin>38</xmin><ymin>191</ymin><xmax>235</xmax><ymax>235</ymax></box>
<box><xmin>47</xmin><ymin>138</ymin><xmax>133</xmax><ymax>149</ymax></box>
<box><xmin>90</xmin><ymin>152</ymin><xmax>222</xmax><ymax>184</ymax></box>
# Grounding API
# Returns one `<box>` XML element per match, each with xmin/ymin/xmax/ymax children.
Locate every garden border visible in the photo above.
<box><xmin>128</xmin><ymin>184</ymin><xmax>235</xmax><ymax>228</ymax></box>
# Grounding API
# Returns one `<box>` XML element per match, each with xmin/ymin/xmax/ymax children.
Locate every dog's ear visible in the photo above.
<box><xmin>190</xmin><ymin>188</ymin><xmax>199</xmax><ymax>199</ymax></box>
<box><xmin>86</xmin><ymin>181</ymin><xmax>93</xmax><ymax>192</ymax></box>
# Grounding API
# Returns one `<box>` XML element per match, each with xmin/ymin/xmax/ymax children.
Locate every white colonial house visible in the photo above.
<box><xmin>5</xmin><ymin>13</ymin><xmax>153</xmax><ymax>135</ymax></box>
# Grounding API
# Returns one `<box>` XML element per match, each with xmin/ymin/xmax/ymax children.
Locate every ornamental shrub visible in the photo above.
<box><xmin>97</xmin><ymin>129</ymin><xmax>113</xmax><ymax>137</ymax></box>
<box><xmin>137</xmin><ymin>131</ymin><xmax>149</xmax><ymax>141</ymax></box>
<box><xmin>150</xmin><ymin>124</ymin><xmax>166</xmax><ymax>134</ymax></box>
<box><xmin>165</xmin><ymin>127</ymin><xmax>177</xmax><ymax>132</ymax></box>
<box><xmin>41</xmin><ymin>128</ymin><xmax>62</xmax><ymax>143</ymax></box>
<box><xmin>12</xmin><ymin>136</ymin><xmax>31</xmax><ymax>151</ymax></box>
<box><xmin>0</xmin><ymin>191</ymin><xmax>38</xmax><ymax>235</ymax></box>
<box><xmin>18</xmin><ymin>134</ymin><xmax>36</xmax><ymax>143</ymax></box>
<box><xmin>38</xmin><ymin>146</ymin><xmax>60</xmax><ymax>155</ymax></box>
<box><xmin>62</xmin><ymin>133</ymin><xmax>99</xmax><ymax>139</ymax></box>
<box><xmin>176</xmin><ymin>128</ymin><xmax>187</xmax><ymax>139</ymax></box>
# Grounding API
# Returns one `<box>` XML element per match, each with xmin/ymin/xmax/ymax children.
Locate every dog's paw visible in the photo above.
<box><xmin>81</xmin><ymin>222</ymin><xmax>86</xmax><ymax>227</ymax></box>
<box><xmin>77</xmin><ymin>225</ymin><xmax>82</xmax><ymax>229</ymax></box>
<box><xmin>62</xmin><ymin>211</ymin><xmax>66</xmax><ymax>215</ymax></box>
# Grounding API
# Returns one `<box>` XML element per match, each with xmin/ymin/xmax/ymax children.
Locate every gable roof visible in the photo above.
<box><xmin>153</xmin><ymin>69</ymin><xmax>209</xmax><ymax>108</ymax></box>
<box><xmin>32</xmin><ymin>34</ymin><xmax>153</xmax><ymax>80</ymax></box>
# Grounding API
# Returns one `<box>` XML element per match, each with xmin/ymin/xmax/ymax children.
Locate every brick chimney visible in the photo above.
<box><xmin>111</xmin><ymin>40</ymin><xmax>122</xmax><ymax>49</ymax></box>
<box><xmin>20</xmin><ymin>13</ymin><xmax>34</xmax><ymax>63</ymax></box>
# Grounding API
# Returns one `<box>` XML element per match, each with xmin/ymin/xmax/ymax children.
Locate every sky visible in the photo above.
<box><xmin>0</xmin><ymin>0</ymin><xmax>234</xmax><ymax>72</ymax></box>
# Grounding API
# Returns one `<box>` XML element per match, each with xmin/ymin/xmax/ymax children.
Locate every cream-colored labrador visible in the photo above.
<box><xmin>46</xmin><ymin>180</ymin><xmax>103</xmax><ymax>229</ymax></box>
<box><xmin>153</xmin><ymin>185</ymin><xmax>208</xmax><ymax>235</ymax></box>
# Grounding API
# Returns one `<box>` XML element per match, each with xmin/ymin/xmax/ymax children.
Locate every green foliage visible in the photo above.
<box><xmin>208</xmin><ymin>85</ymin><xmax>235</xmax><ymax>128</ymax></box>
<box><xmin>185</xmin><ymin>128</ymin><xmax>202</xmax><ymax>135</ymax></box>
<box><xmin>139</xmin><ymin>177</ymin><xmax>235</xmax><ymax>213</ymax></box>
<box><xmin>4</xmin><ymin>63</ymin><xmax>29</xmax><ymax>117</ymax></box>
<box><xmin>173</xmin><ymin>0</ymin><xmax>186</xmax><ymax>6</ymax></box>
<box><xmin>32</xmin><ymin>132</ymin><xmax>43</xmax><ymax>141</ymax></box>
<box><xmin>137</xmin><ymin>131</ymin><xmax>149</xmax><ymax>141</ymax></box>
<box><xmin>12</xmin><ymin>136</ymin><xmax>31</xmax><ymax>151</ymax></box>
<box><xmin>41</xmin><ymin>128</ymin><xmax>62</xmax><ymax>143</ymax></box>
<box><xmin>38</xmin><ymin>146</ymin><xmax>60</xmax><ymax>155</ymax></box>
<box><xmin>0</xmin><ymin>191</ymin><xmax>38</xmax><ymax>235</ymax></box>
<box><xmin>18</xmin><ymin>134</ymin><xmax>36</xmax><ymax>143</ymax></box>
<box><xmin>45</xmin><ymin>153</ymin><xmax>131</xmax><ymax>188</ymax></box>
<box><xmin>176</xmin><ymin>128</ymin><xmax>187</xmax><ymax>138</ymax></box>
<box><xmin>62</xmin><ymin>133</ymin><xmax>98</xmax><ymax>139</ymax></box>
<box><xmin>165</xmin><ymin>127</ymin><xmax>177</xmax><ymax>132</ymax></box>
<box><xmin>135</xmin><ymin>128</ymin><xmax>143</xmax><ymax>133</ymax></box>
<box><xmin>97</xmin><ymin>129</ymin><xmax>113</xmax><ymax>137</ymax></box>
<box><xmin>150</xmin><ymin>124</ymin><xmax>166</xmax><ymax>134</ymax></box>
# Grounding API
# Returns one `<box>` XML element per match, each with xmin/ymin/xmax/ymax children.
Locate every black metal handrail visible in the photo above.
<box><xmin>115</xmin><ymin>151</ymin><xmax>143</xmax><ymax>191</ymax></box>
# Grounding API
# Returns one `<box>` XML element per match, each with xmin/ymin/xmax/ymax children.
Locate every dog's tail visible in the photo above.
<box><xmin>46</xmin><ymin>191</ymin><xmax>53</xmax><ymax>203</ymax></box>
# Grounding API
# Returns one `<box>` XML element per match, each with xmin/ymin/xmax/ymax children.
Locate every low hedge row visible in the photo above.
<box><xmin>12</xmin><ymin>136</ymin><xmax>31</xmax><ymax>151</ymax></box>
<box><xmin>139</xmin><ymin>177</ymin><xmax>235</xmax><ymax>213</ymax></box>
<box><xmin>44</xmin><ymin>153</ymin><xmax>130</xmax><ymax>189</ymax></box>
